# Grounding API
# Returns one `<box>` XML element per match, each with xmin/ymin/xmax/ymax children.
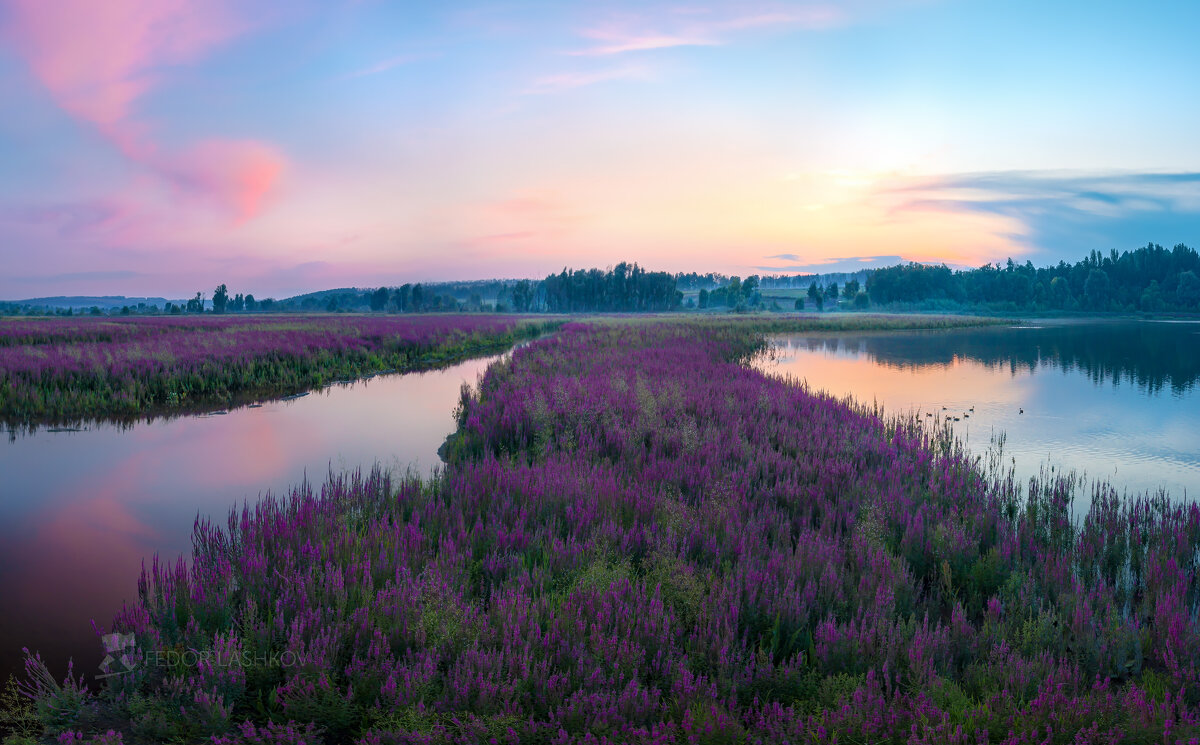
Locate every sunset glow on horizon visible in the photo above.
<box><xmin>3</xmin><ymin>0</ymin><xmax>1200</xmax><ymax>298</ymax></box>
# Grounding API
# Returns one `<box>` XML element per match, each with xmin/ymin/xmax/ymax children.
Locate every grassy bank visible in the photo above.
<box><xmin>706</xmin><ymin>312</ymin><xmax>1007</xmax><ymax>332</ymax></box>
<box><xmin>0</xmin><ymin>315</ymin><xmax>559</xmax><ymax>429</ymax></box>
<box><xmin>12</xmin><ymin>318</ymin><xmax>1199</xmax><ymax>743</ymax></box>
<box><xmin>582</xmin><ymin>311</ymin><xmax>1006</xmax><ymax>331</ymax></box>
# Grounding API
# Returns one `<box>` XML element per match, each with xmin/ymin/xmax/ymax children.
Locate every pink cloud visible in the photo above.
<box><xmin>3</xmin><ymin>199</ymin><xmax>128</xmax><ymax>238</ymax></box>
<box><xmin>480</xmin><ymin>192</ymin><xmax>585</xmax><ymax>229</ymax></box>
<box><xmin>568</xmin><ymin>32</ymin><xmax>719</xmax><ymax>56</ymax></box>
<box><xmin>454</xmin><ymin>192</ymin><xmax>585</xmax><ymax>255</ymax></box>
<box><xmin>342</xmin><ymin>51</ymin><xmax>436</xmax><ymax>80</ymax></box>
<box><xmin>2</xmin><ymin>0</ymin><xmax>285</xmax><ymax>222</ymax></box>
<box><xmin>472</xmin><ymin>231</ymin><xmax>540</xmax><ymax>244</ymax></box>
<box><xmin>523</xmin><ymin>65</ymin><xmax>650</xmax><ymax>94</ymax></box>
<box><xmin>160</xmin><ymin>140</ymin><xmax>285</xmax><ymax>222</ymax></box>
<box><xmin>485</xmin><ymin>194</ymin><xmax>569</xmax><ymax>217</ymax></box>
<box><xmin>3</xmin><ymin>0</ymin><xmax>241</xmax><ymax>148</ymax></box>
<box><xmin>568</xmin><ymin>4</ymin><xmax>845</xmax><ymax>56</ymax></box>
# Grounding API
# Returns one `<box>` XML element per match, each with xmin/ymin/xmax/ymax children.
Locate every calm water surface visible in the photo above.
<box><xmin>0</xmin><ymin>353</ymin><xmax>500</xmax><ymax>682</ymax></box>
<box><xmin>758</xmin><ymin>319</ymin><xmax>1200</xmax><ymax>502</ymax></box>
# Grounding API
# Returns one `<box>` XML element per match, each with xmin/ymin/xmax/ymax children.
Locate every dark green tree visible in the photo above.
<box><xmin>370</xmin><ymin>287</ymin><xmax>390</xmax><ymax>312</ymax></box>
<box><xmin>1140</xmin><ymin>280</ymin><xmax>1166</xmax><ymax>311</ymax></box>
<box><xmin>394</xmin><ymin>284</ymin><xmax>412</xmax><ymax>312</ymax></box>
<box><xmin>540</xmin><ymin>263</ymin><xmax>680</xmax><ymax>312</ymax></box>
<box><xmin>1178</xmin><ymin>271</ymin><xmax>1200</xmax><ymax>308</ymax></box>
<box><xmin>212</xmin><ymin>284</ymin><xmax>229</xmax><ymax>313</ymax></box>
<box><xmin>512</xmin><ymin>280</ymin><xmax>534</xmax><ymax>312</ymax></box>
<box><xmin>1049</xmin><ymin>277</ymin><xmax>1070</xmax><ymax>308</ymax></box>
<box><xmin>727</xmin><ymin>277</ymin><xmax>743</xmax><ymax>304</ymax></box>
<box><xmin>1084</xmin><ymin>269</ymin><xmax>1110</xmax><ymax>310</ymax></box>
<box><xmin>743</xmin><ymin>275</ymin><xmax>760</xmax><ymax>306</ymax></box>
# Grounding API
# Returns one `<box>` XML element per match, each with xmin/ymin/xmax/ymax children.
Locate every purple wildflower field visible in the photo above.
<box><xmin>15</xmin><ymin>320</ymin><xmax>1200</xmax><ymax>743</ymax></box>
<box><xmin>0</xmin><ymin>315</ymin><xmax>550</xmax><ymax>425</ymax></box>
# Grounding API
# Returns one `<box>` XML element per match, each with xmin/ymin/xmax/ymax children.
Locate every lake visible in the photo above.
<box><xmin>0</xmin><ymin>352</ymin><xmax>501</xmax><ymax>684</ymax></box>
<box><xmin>758</xmin><ymin>318</ymin><xmax>1200</xmax><ymax>502</ymax></box>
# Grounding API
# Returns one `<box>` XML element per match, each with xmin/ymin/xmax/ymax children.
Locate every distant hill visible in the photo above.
<box><xmin>280</xmin><ymin>281</ymin><xmax>520</xmax><ymax>306</ymax></box>
<box><xmin>277</xmin><ymin>281</ymin><xmax>520</xmax><ymax>311</ymax></box>
<box><xmin>13</xmin><ymin>295</ymin><xmax>172</xmax><ymax>310</ymax></box>
<box><xmin>279</xmin><ymin>288</ymin><xmax>361</xmax><ymax>304</ymax></box>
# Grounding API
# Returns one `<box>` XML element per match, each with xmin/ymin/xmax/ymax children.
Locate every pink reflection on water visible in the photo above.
<box><xmin>0</xmin><ymin>353</ymin><xmax>499</xmax><ymax>681</ymax></box>
<box><xmin>760</xmin><ymin>338</ymin><xmax>1030</xmax><ymax>414</ymax></box>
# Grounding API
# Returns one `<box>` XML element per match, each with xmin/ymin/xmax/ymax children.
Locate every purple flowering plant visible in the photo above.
<box><xmin>14</xmin><ymin>318</ymin><xmax>1199</xmax><ymax>743</ymax></box>
<box><xmin>0</xmin><ymin>314</ymin><xmax>555</xmax><ymax>427</ymax></box>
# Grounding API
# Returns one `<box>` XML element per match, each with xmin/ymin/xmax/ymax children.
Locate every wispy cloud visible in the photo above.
<box><xmin>523</xmin><ymin>65</ymin><xmax>650</xmax><ymax>94</ymax></box>
<box><xmin>472</xmin><ymin>231</ymin><xmax>540</xmax><ymax>244</ymax></box>
<box><xmin>886</xmin><ymin>171</ymin><xmax>1200</xmax><ymax>212</ymax></box>
<box><xmin>2</xmin><ymin>200</ymin><xmax>128</xmax><ymax>238</ymax></box>
<box><xmin>568</xmin><ymin>32</ymin><xmax>719</xmax><ymax>56</ymax></box>
<box><xmin>532</xmin><ymin>3</ymin><xmax>850</xmax><ymax>100</ymax></box>
<box><xmin>14</xmin><ymin>270</ymin><xmax>146</xmax><ymax>284</ymax></box>
<box><xmin>2</xmin><ymin>0</ymin><xmax>286</xmax><ymax>223</ymax></box>
<box><xmin>342</xmin><ymin>52</ymin><xmax>436</xmax><ymax>80</ymax></box>
<box><xmin>567</xmin><ymin>4</ymin><xmax>845</xmax><ymax>56</ymax></box>
<box><xmin>878</xmin><ymin>170</ymin><xmax>1200</xmax><ymax>261</ymax></box>
<box><xmin>474</xmin><ymin>191</ymin><xmax>582</xmax><ymax>235</ymax></box>
<box><xmin>757</xmin><ymin>255</ymin><xmax>907</xmax><ymax>273</ymax></box>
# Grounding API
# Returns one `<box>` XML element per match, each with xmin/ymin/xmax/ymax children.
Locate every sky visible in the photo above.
<box><xmin>2</xmin><ymin>0</ymin><xmax>1200</xmax><ymax>299</ymax></box>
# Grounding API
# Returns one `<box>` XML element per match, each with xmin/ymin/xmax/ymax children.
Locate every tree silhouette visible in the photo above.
<box><xmin>213</xmin><ymin>284</ymin><xmax>229</xmax><ymax>314</ymax></box>
<box><xmin>370</xmin><ymin>287</ymin><xmax>390</xmax><ymax>312</ymax></box>
<box><xmin>856</xmin><ymin>243</ymin><xmax>1199</xmax><ymax>311</ymax></box>
<box><xmin>1084</xmin><ymin>269</ymin><xmax>1110</xmax><ymax>309</ymax></box>
<box><xmin>1178</xmin><ymin>271</ymin><xmax>1200</xmax><ymax>308</ymax></box>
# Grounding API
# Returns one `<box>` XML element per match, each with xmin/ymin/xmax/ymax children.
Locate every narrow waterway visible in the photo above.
<box><xmin>0</xmin><ymin>352</ymin><xmax>503</xmax><ymax>683</ymax></box>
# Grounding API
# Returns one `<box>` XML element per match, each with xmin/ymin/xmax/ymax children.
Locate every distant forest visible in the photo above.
<box><xmin>337</xmin><ymin>263</ymin><xmax>682</xmax><ymax>314</ymax></box>
<box><xmin>3</xmin><ymin>243</ymin><xmax>1199</xmax><ymax>316</ymax></box>
<box><xmin>239</xmin><ymin>243</ymin><xmax>1200</xmax><ymax>314</ymax></box>
<box><xmin>867</xmin><ymin>243</ymin><xmax>1200</xmax><ymax>312</ymax></box>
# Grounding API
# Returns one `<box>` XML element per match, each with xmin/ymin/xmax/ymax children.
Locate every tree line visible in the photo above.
<box><xmin>865</xmin><ymin>243</ymin><xmax>1200</xmax><ymax>312</ymax></box>
<box><xmin>536</xmin><ymin>262</ymin><xmax>680</xmax><ymax>312</ymax></box>
<box><xmin>360</xmin><ymin>263</ymin><xmax>682</xmax><ymax>313</ymax></box>
<box><xmin>166</xmin><ymin>244</ymin><xmax>1200</xmax><ymax>316</ymax></box>
<box><xmin>159</xmin><ymin>285</ymin><xmax>273</xmax><ymax>314</ymax></box>
<box><xmin>6</xmin><ymin>244</ymin><xmax>1199</xmax><ymax>318</ymax></box>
